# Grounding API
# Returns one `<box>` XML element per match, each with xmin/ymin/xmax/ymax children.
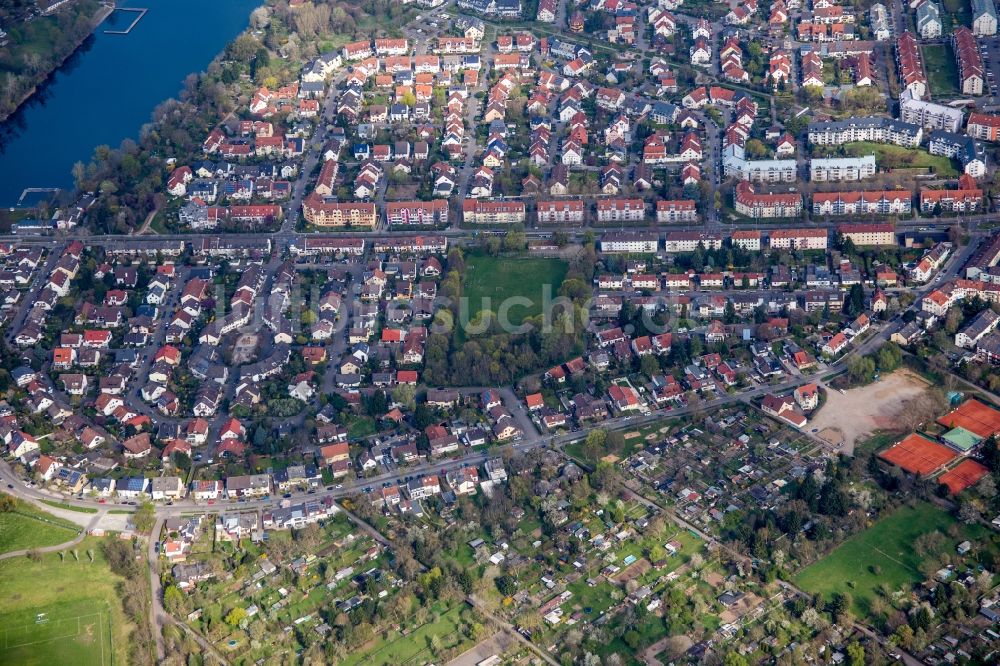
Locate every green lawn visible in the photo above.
<box><xmin>922</xmin><ymin>44</ymin><xmax>960</xmax><ymax>97</ymax></box>
<box><xmin>346</xmin><ymin>415</ymin><xmax>377</xmax><ymax>440</ymax></box>
<box><xmin>794</xmin><ymin>502</ymin><xmax>977</xmax><ymax>616</ymax></box>
<box><xmin>843</xmin><ymin>142</ymin><xmax>959</xmax><ymax>177</ymax></box>
<box><xmin>337</xmin><ymin>604</ymin><xmax>473</xmax><ymax>666</ymax></box>
<box><xmin>462</xmin><ymin>254</ymin><xmax>569</xmax><ymax>327</ymax></box>
<box><xmin>0</xmin><ymin>503</ymin><xmax>79</xmax><ymax>555</ymax></box>
<box><xmin>0</xmin><ymin>537</ymin><xmax>131</xmax><ymax>666</ymax></box>
<box><xmin>39</xmin><ymin>500</ymin><xmax>98</xmax><ymax>514</ymax></box>
<box><xmin>565</xmin><ymin>579</ymin><xmax>619</xmax><ymax>616</ymax></box>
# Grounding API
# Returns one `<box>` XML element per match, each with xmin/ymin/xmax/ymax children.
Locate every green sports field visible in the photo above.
<box><xmin>793</xmin><ymin>502</ymin><xmax>979</xmax><ymax>616</ymax></box>
<box><xmin>0</xmin><ymin>599</ymin><xmax>112</xmax><ymax>666</ymax></box>
<box><xmin>462</xmin><ymin>254</ymin><xmax>569</xmax><ymax>327</ymax></box>
<box><xmin>0</xmin><ymin>537</ymin><xmax>130</xmax><ymax>666</ymax></box>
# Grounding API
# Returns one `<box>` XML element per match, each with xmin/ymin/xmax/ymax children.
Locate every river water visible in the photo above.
<box><xmin>0</xmin><ymin>0</ymin><xmax>261</xmax><ymax>206</ymax></box>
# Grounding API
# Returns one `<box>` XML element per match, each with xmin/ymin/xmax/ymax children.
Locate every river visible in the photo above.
<box><xmin>0</xmin><ymin>0</ymin><xmax>261</xmax><ymax>207</ymax></box>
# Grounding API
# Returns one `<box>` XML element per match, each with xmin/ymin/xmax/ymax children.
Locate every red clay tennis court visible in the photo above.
<box><xmin>879</xmin><ymin>433</ymin><xmax>957</xmax><ymax>476</ymax></box>
<box><xmin>936</xmin><ymin>399</ymin><xmax>1000</xmax><ymax>439</ymax></box>
<box><xmin>938</xmin><ymin>459</ymin><xmax>990</xmax><ymax>494</ymax></box>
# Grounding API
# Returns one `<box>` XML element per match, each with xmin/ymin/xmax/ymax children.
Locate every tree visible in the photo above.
<box><xmin>846</xmin><ymin>641</ymin><xmax>865</xmax><ymax>666</ymax></box>
<box><xmin>724</xmin><ymin>654</ymin><xmax>750</xmax><ymax>666</ymax></box>
<box><xmin>132</xmin><ymin>501</ymin><xmax>155</xmax><ymax>534</ymax></box>
<box><xmin>846</xmin><ymin>355</ymin><xmax>875</xmax><ymax>383</ymax></box>
<box><xmin>225</xmin><ymin>607</ymin><xmax>247</xmax><ymax>627</ymax></box>
<box><xmin>945</xmin><ymin>306</ymin><xmax>964</xmax><ymax>335</ymax></box>
<box><xmin>744</xmin><ymin>139</ymin><xmax>768</xmax><ymax>159</ymax></box>
<box><xmin>845</xmin><ymin>284</ymin><xmax>864</xmax><ymax>317</ymax></box>
<box><xmin>639</xmin><ymin>354</ymin><xmax>660</xmax><ymax>378</ymax></box>
<box><xmin>877</xmin><ymin>343</ymin><xmax>902</xmax><ymax>372</ymax></box>
<box><xmin>392</xmin><ymin>384</ymin><xmax>416</xmax><ymax>411</ymax></box>
<box><xmin>163</xmin><ymin>585</ymin><xmax>184</xmax><ymax>614</ymax></box>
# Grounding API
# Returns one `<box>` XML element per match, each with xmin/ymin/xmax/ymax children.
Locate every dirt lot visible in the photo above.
<box><xmin>809</xmin><ymin>369</ymin><xmax>932</xmax><ymax>453</ymax></box>
<box><xmin>614</xmin><ymin>557</ymin><xmax>651</xmax><ymax>584</ymax></box>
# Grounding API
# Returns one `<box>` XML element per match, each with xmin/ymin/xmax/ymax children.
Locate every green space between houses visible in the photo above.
<box><xmin>0</xmin><ymin>502</ymin><xmax>79</xmax><ymax>555</ymax></box>
<box><xmin>793</xmin><ymin>502</ymin><xmax>989</xmax><ymax>616</ymax></box>
<box><xmin>462</xmin><ymin>254</ymin><xmax>569</xmax><ymax>327</ymax></box>
<box><xmin>941</xmin><ymin>0</ymin><xmax>972</xmax><ymax>34</ymax></box>
<box><xmin>336</xmin><ymin>604</ymin><xmax>475</xmax><ymax>666</ymax></box>
<box><xmin>922</xmin><ymin>44</ymin><xmax>960</xmax><ymax>97</ymax></box>
<box><xmin>843</xmin><ymin>141</ymin><xmax>959</xmax><ymax>177</ymax></box>
<box><xmin>0</xmin><ymin>536</ymin><xmax>131</xmax><ymax>666</ymax></box>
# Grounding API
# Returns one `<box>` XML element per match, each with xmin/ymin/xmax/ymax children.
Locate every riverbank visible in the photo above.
<box><xmin>0</xmin><ymin>1</ymin><xmax>114</xmax><ymax>124</ymax></box>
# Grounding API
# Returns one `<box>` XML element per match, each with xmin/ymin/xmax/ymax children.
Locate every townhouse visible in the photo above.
<box><xmin>953</xmin><ymin>27</ymin><xmax>984</xmax><ymax>95</ymax></box>
<box><xmin>929</xmin><ymin>131</ymin><xmax>987</xmax><ymax>178</ymax></box>
<box><xmin>655</xmin><ymin>199</ymin><xmax>698</xmax><ymax>223</ymax></box>
<box><xmin>385</xmin><ymin>200</ymin><xmax>448</xmax><ymax>227</ymax></box>
<box><xmin>664</xmin><ymin>232</ymin><xmax>723</xmax><ymax>253</ymax></box>
<box><xmin>600</xmin><ymin>232</ymin><xmax>659</xmax><ymax>253</ymax></box>
<box><xmin>302</xmin><ymin>194</ymin><xmax>377</xmax><ymax>228</ymax></box>
<box><xmin>967</xmin><ymin>112</ymin><xmax>1000</xmax><ymax>141</ymax></box>
<box><xmin>838</xmin><ymin>223</ymin><xmax>896</xmax><ymax>246</ymax></box>
<box><xmin>810</xmin><ymin>155</ymin><xmax>876</xmax><ymax>181</ymax></box>
<box><xmin>461</xmin><ymin>199</ymin><xmax>526</xmax><ymax>224</ymax></box>
<box><xmin>900</xmin><ymin>90</ymin><xmax>964</xmax><ymax>132</ymax></box>
<box><xmin>768</xmin><ymin>228</ymin><xmax>829</xmax><ymax>250</ymax></box>
<box><xmin>895</xmin><ymin>31</ymin><xmax>928</xmax><ymax>99</ymax></box>
<box><xmin>596</xmin><ymin>199</ymin><xmax>646</xmax><ymax>223</ymax></box>
<box><xmin>812</xmin><ymin>190</ymin><xmax>911</xmax><ymax>216</ymax></box>
<box><xmin>919</xmin><ymin>174</ymin><xmax>984</xmax><ymax>212</ymax></box>
<box><xmin>973</xmin><ymin>0</ymin><xmax>998</xmax><ymax>35</ymax></box>
<box><xmin>536</xmin><ymin>200</ymin><xmax>586</xmax><ymax>224</ymax></box>
<box><xmin>807</xmin><ymin>117</ymin><xmax>922</xmax><ymax>148</ymax></box>
<box><xmin>733</xmin><ymin>181</ymin><xmax>802</xmax><ymax>218</ymax></box>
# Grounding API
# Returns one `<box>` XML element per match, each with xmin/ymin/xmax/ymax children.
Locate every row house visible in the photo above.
<box><xmin>596</xmin><ymin>198</ymin><xmax>645</xmax><ymax>223</ymax></box>
<box><xmin>600</xmin><ymin>232</ymin><xmax>658</xmax><ymax>253</ymax></box>
<box><xmin>537</xmin><ymin>200</ymin><xmax>585</xmax><ymax>224</ymax></box>
<box><xmin>954</xmin><ymin>27</ymin><xmax>984</xmax><ymax>95</ymax></box>
<box><xmin>655</xmin><ymin>199</ymin><xmax>698</xmax><ymax>223</ymax></box>
<box><xmin>733</xmin><ymin>181</ymin><xmax>802</xmax><ymax>218</ymax></box>
<box><xmin>812</xmin><ymin>190</ymin><xmax>911</xmax><ymax>216</ymax></box>
<box><xmin>302</xmin><ymin>195</ymin><xmax>378</xmax><ymax>228</ymax></box>
<box><xmin>838</xmin><ymin>223</ymin><xmax>896</xmax><ymax>246</ymax></box>
<box><xmin>808</xmin><ymin>116</ymin><xmax>922</xmax><ymax>148</ymax></box>
<box><xmin>664</xmin><ymin>232</ymin><xmax>723</xmax><ymax>253</ymax></box>
<box><xmin>900</xmin><ymin>90</ymin><xmax>964</xmax><ymax>132</ymax></box>
<box><xmin>462</xmin><ymin>199</ymin><xmax>526</xmax><ymax>224</ymax></box>
<box><xmin>919</xmin><ymin>174</ymin><xmax>984</xmax><ymax>213</ymax></box>
<box><xmin>769</xmin><ymin>228</ymin><xmax>829</xmax><ymax>250</ymax></box>
<box><xmin>895</xmin><ymin>31</ymin><xmax>928</xmax><ymax>99</ymax></box>
<box><xmin>968</xmin><ymin>112</ymin><xmax>1000</xmax><ymax>141</ymax></box>
<box><xmin>810</xmin><ymin>155</ymin><xmax>876</xmax><ymax>181</ymax></box>
<box><xmin>385</xmin><ymin>200</ymin><xmax>448</xmax><ymax>226</ymax></box>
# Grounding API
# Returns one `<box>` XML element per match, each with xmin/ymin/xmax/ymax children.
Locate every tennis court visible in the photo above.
<box><xmin>878</xmin><ymin>433</ymin><xmax>957</xmax><ymax>475</ymax></box>
<box><xmin>936</xmin><ymin>399</ymin><xmax>1000</xmax><ymax>439</ymax></box>
<box><xmin>938</xmin><ymin>459</ymin><xmax>990</xmax><ymax>494</ymax></box>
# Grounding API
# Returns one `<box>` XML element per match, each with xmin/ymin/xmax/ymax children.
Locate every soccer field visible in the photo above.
<box><xmin>0</xmin><ymin>600</ymin><xmax>112</xmax><ymax>666</ymax></box>
<box><xmin>462</xmin><ymin>254</ymin><xmax>569</xmax><ymax>327</ymax></box>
